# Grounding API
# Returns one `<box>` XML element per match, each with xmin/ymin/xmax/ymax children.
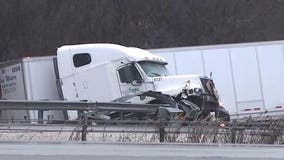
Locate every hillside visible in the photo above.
<box><xmin>1</xmin><ymin>0</ymin><xmax>284</xmax><ymax>61</ymax></box>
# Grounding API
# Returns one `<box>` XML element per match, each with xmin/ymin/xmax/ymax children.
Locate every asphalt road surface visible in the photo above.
<box><xmin>0</xmin><ymin>142</ymin><xmax>283</xmax><ymax>160</ymax></box>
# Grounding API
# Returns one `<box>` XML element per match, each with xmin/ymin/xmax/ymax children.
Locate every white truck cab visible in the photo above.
<box><xmin>57</xmin><ymin>44</ymin><xmax>170</xmax><ymax>102</ymax></box>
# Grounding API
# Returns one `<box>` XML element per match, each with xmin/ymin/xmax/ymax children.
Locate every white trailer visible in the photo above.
<box><xmin>149</xmin><ymin>40</ymin><xmax>284</xmax><ymax>119</ymax></box>
<box><xmin>0</xmin><ymin>56</ymin><xmax>66</xmax><ymax>122</ymax></box>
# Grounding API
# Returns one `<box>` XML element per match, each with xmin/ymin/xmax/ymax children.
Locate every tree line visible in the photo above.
<box><xmin>1</xmin><ymin>0</ymin><xmax>284</xmax><ymax>61</ymax></box>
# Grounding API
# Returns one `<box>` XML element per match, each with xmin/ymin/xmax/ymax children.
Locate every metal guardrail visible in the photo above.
<box><xmin>0</xmin><ymin>100</ymin><xmax>167</xmax><ymax>112</ymax></box>
<box><xmin>1</xmin><ymin>100</ymin><xmax>284</xmax><ymax>143</ymax></box>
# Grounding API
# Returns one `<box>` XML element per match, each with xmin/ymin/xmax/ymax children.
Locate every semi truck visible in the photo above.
<box><xmin>149</xmin><ymin>40</ymin><xmax>284</xmax><ymax>120</ymax></box>
<box><xmin>0</xmin><ymin>43</ymin><xmax>229</xmax><ymax>122</ymax></box>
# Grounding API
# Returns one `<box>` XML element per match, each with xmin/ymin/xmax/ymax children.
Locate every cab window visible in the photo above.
<box><xmin>118</xmin><ymin>64</ymin><xmax>142</xmax><ymax>83</ymax></box>
<box><xmin>73</xmin><ymin>53</ymin><xmax>91</xmax><ymax>67</ymax></box>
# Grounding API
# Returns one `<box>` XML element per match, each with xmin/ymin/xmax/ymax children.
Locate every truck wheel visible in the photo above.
<box><xmin>178</xmin><ymin>100</ymin><xmax>200</xmax><ymax>121</ymax></box>
<box><xmin>215</xmin><ymin>106</ymin><xmax>230</xmax><ymax>121</ymax></box>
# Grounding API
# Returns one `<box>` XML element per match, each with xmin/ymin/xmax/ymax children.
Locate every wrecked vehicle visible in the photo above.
<box><xmin>112</xmin><ymin>76</ymin><xmax>230</xmax><ymax>122</ymax></box>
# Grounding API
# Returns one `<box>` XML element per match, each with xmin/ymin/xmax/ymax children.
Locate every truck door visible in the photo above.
<box><xmin>117</xmin><ymin>64</ymin><xmax>146</xmax><ymax>97</ymax></box>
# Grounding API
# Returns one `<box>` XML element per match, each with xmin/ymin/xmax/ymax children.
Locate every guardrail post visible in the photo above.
<box><xmin>158</xmin><ymin>107</ymin><xmax>167</xmax><ymax>142</ymax></box>
<box><xmin>81</xmin><ymin>115</ymin><xmax>88</xmax><ymax>141</ymax></box>
<box><xmin>38</xmin><ymin>110</ymin><xmax>44</xmax><ymax>124</ymax></box>
<box><xmin>239</xmin><ymin>129</ymin><xmax>244</xmax><ymax>143</ymax></box>
<box><xmin>159</xmin><ymin>123</ymin><xmax>165</xmax><ymax>142</ymax></box>
<box><xmin>231</xmin><ymin>120</ymin><xmax>237</xmax><ymax>144</ymax></box>
<box><xmin>269</xmin><ymin>129</ymin><xmax>280</xmax><ymax>144</ymax></box>
<box><xmin>231</xmin><ymin>128</ymin><xmax>236</xmax><ymax>144</ymax></box>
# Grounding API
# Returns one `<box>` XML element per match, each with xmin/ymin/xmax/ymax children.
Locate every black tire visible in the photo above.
<box><xmin>215</xmin><ymin>106</ymin><xmax>230</xmax><ymax>121</ymax></box>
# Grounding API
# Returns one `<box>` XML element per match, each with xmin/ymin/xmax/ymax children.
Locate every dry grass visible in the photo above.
<box><xmin>0</xmin><ymin>118</ymin><xmax>284</xmax><ymax>144</ymax></box>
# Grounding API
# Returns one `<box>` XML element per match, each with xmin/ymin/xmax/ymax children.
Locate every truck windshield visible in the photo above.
<box><xmin>138</xmin><ymin>61</ymin><xmax>169</xmax><ymax>77</ymax></box>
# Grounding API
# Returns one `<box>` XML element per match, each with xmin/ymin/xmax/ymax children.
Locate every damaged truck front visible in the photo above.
<box><xmin>57</xmin><ymin>44</ymin><xmax>230</xmax><ymax>121</ymax></box>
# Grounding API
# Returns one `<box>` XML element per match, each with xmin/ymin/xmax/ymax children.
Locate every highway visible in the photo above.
<box><xmin>0</xmin><ymin>142</ymin><xmax>283</xmax><ymax>160</ymax></box>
